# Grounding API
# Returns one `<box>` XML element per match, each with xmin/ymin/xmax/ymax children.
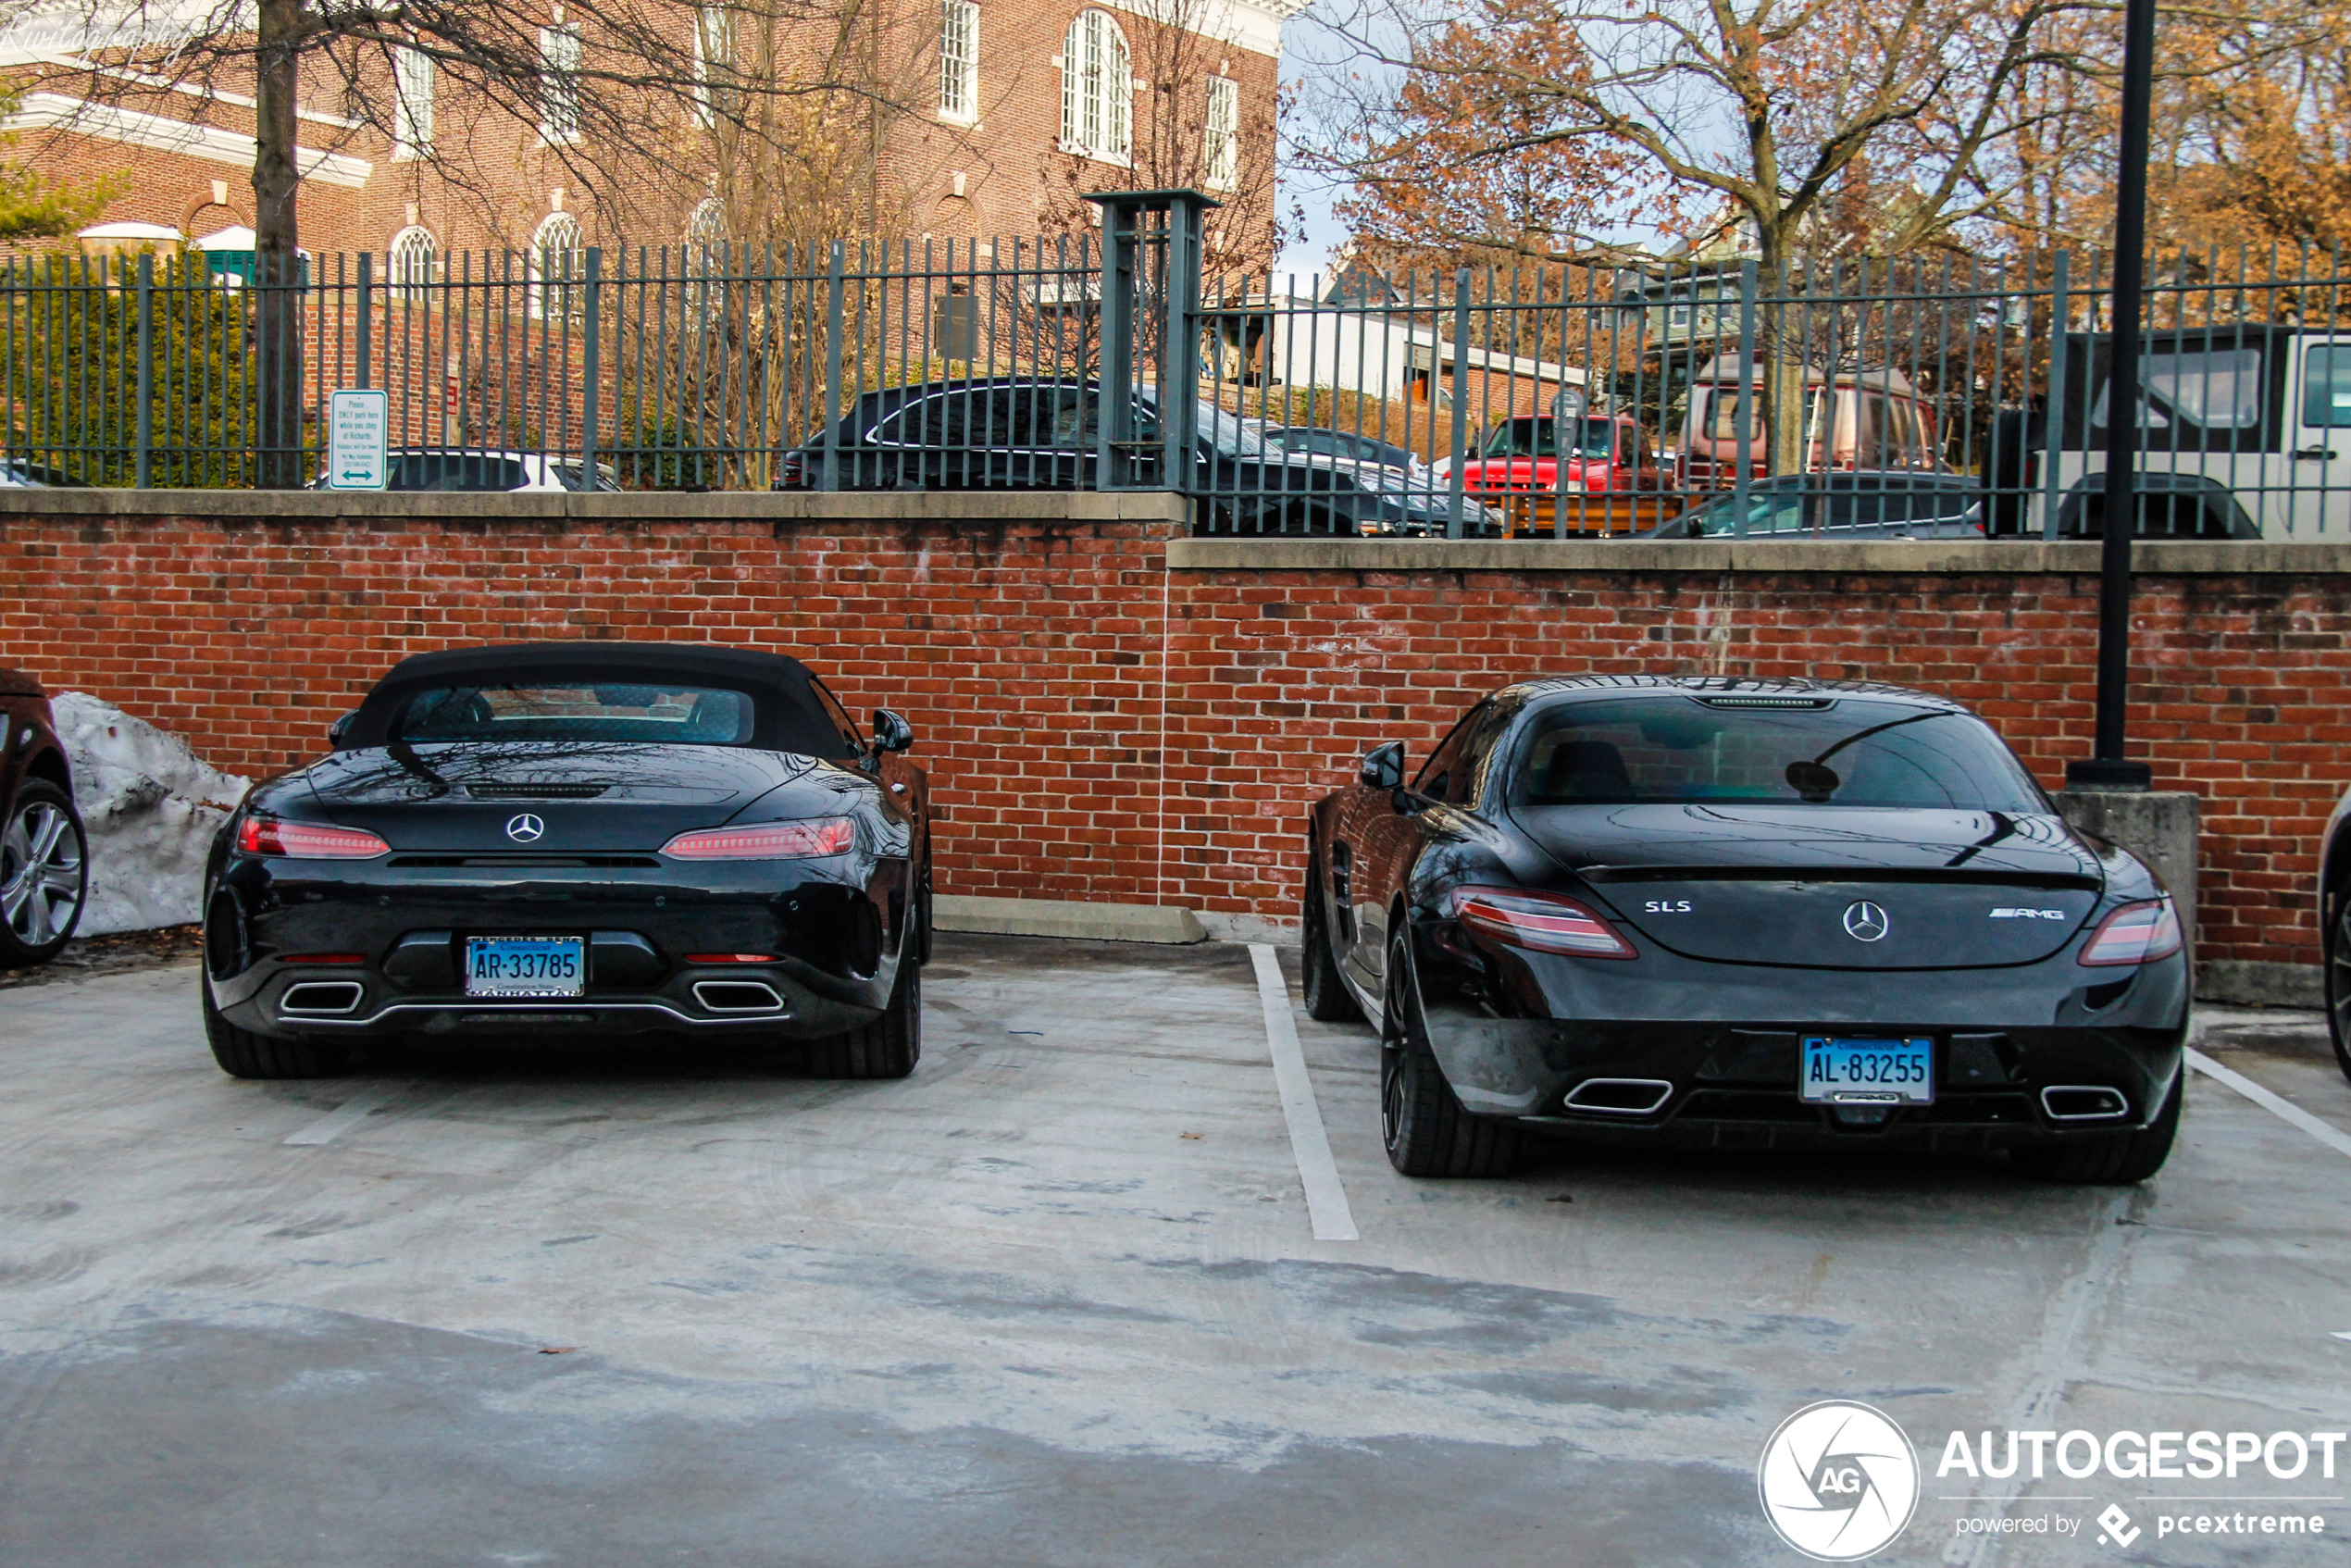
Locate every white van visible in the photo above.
<box><xmin>1991</xmin><ymin>325</ymin><xmax>2351</xmax><ymax>539</ymax></box>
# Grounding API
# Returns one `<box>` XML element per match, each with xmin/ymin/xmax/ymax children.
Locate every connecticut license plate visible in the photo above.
<box><xmin>465</xmin><ymin>936</ymin><xmax>586</xmax><ymax>998</ymax></box>
<box><xmin>1799</xmin><ymin>1037</ymin><xmax>1934</xmax><ymax>1105</ymax></box>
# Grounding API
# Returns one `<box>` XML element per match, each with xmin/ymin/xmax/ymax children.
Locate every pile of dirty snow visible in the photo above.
<box><xmin>52</xmin><ymin>693</ymin><xmax>252</xmax><ymax>936</ymax></box>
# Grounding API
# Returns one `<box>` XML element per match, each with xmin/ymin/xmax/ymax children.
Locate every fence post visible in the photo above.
<box><xmin>1733</xmin><ymin>259</ymin><xmax>1757</xmax><ymax>536</ymax></box>
<box><xmin>355</xmin><ymin>251</ymin><xmax>372</xmax><ymax>390</ymax></box>
<box><xmin>1160</xmin><ymin>194</ymin><xmax>1207</xmax><ymax>492</ymax></box>
<box><xmin>2042</xmin><ymin>251</ymin><xmax>2070</xmax><ymax>541</ymax></box>
<box><xmin>579</xmin><ymin>248</ymin><xmax>602</xmax><ymax>492</ymax></box>
<box><xmin>1447</xmin><ymin>271</ymin><xmax>1471</xmax><ymax>539</ymax></box>
<box><xmin>133</xmin><ymin>252</ymin><xmax>153</xmax><ymax>489</ymax></box>
<box><xmin>1089</xmin><ymin>193</ymin><xmax>1138</xmax><ymax>490</ymax></box>
<box><xmin>822</xmin><ymin>242</ymin><xmax>844</xmax><ymax>492</ymax></box>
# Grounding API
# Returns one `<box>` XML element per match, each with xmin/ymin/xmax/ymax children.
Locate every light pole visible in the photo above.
<box><xmin>2066</xmin><ymin>0</ymin><xmax>2158</xmax><ymax>790</ymax></box>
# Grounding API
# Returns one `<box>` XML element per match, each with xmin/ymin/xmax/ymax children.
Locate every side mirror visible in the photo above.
<box><xmin>328</xmin><ymin>710</ymin><xmax>358</xmax><ymax>749</ymax></box>
<box><xmin>873</xmin><ymin>709</ymin><xmax>914</xmax><ymax>753</ymax></box>
<box><xmin>1359</xmin><ymin>740</ymin><xmax>1403</xmax><ymax>790</ymax></box>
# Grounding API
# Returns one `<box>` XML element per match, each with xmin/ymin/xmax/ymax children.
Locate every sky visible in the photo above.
<box><xmin>1271</xmin><ymin>1</ymin><xmax>1352</xmax><ymax>284</ymax></box>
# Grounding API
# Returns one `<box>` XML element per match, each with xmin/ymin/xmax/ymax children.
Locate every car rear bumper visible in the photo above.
<box><xmin>1415</xmin><ymin>933</ymin><xmax>2189</xmax><ymax>1149</ymax></box>
<box><xmin>204</xmin><ymin>857</ymin><xmax>901</xmax><ymax>1042</ymax></box>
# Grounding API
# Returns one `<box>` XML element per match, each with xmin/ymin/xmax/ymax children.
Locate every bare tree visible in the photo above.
<box><xmin>1300</xmin><ymin>0</ymin><xmax>2114</xmax><ymax>467</ymax></box>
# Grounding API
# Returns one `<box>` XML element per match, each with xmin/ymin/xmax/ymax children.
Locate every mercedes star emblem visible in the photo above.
<box><xmin>1842</xmin><ymin>901</ymin><xmax>1890</xmax><ymax>942</ymax></box>
<box><xmin>504</xmin><ymin>813</ymin><xmax>546</xmax><ymax>843</ymax></box>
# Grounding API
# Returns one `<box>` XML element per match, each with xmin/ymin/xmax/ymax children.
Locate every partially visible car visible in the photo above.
<box><xmin>0</xmin><ymin>459</ymin><xmax>89</xmax><ymax>489</ymax></box>
<box><xmin>311</xmin><ymin>450</ymin><xmax>621</xmax><ymax>492</ymax></box>
<box><xmin>1637</xmin><ymin>472</ymin><xmax>1988</xmax><ymax>539</ymax></box>
<box><xmin>200</xmin><ymin>641</ymin><xmax>929</xmax><ymax>1079</ymax></box>
<box><xmin>1261</xmin><ymin>426</ymin><xmax>1434</xmax><ymax>488</ymax></box>
<box><xmin>1304</xmin><ymin>674</ymin><xmax>2188</xmax><ymax>1183</ymax></box>
<box><xmin>775</xmin><ymin>378</ymin><xmax>1499</xmax><ymax>536</ymax></box>
<box><xmin>0</xmin><ymin>664</ymin><xmax>86</xmax><ymax>966</ymax></box>
<box><xmin>2314</xmin><ymin>790</ymin><xmax>2351</xmax><ymax>1086</ymax></box>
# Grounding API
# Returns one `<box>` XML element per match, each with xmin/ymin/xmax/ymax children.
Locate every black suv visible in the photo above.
<box><xmin>777</xmin><ymin>378</ymin><xmax>1494</xmax><ymax>536</ymax></box>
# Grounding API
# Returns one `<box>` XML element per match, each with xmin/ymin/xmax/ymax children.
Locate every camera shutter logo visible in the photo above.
<box><xmin>1757</xmin><ymin>1400</ymin><xmax>1920</xmax><ymax>1561</ymax></box>
<box><xmin>1842</xmin><ymin>901</ymin><xmax>1891</xmax><ymax>942</ymax></box>
<box><xmin>504</xmin><ymin>814</ymin><xmax>546</xmax><ymax>843</ymax></box>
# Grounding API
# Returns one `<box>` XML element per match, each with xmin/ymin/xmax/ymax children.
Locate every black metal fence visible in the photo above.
<box><xmin>10</xmin><ymin>195</ymin><xmax>2351</xmax><ymax>541</ymax></box>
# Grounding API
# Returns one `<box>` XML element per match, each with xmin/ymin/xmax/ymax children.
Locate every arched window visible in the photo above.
<box><xmin>388</xmin><ymin>225</ymin><xmax>436</xmax><ymax>302</ymax></box>
<box><xmin>1059</xmin><ymin>9</ymin><xmax>1129</xmax><ymax>164</ymax></box>
<box><xmin>530</xmin><ymin>210</ymin><xmax>584</xmax><ymax>321</ymax></box>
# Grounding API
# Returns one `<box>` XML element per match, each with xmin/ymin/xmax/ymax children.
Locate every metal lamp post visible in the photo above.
<box><xmin>2066</xmin><ymin>0</ymin><xmax>2158</xmax><ymax>790</ymax></box>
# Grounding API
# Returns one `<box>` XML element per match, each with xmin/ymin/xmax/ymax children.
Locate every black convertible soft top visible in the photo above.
<box><xmin>342</xmin><ymin>641</ymin><xmax>858</xmax><ymax>756</ymax></box>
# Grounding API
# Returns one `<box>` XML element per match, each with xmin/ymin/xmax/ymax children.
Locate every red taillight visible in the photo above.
<box><xmin>1450</xmin><ymin>887</ymin><xmax>1638</xmax><ymax>959</ymax></box>
<box><xmin>687</xmin><ymin>952</ymin><xmax>781</xmax><ymax>964</ymax></box>
<box><xmin>235</xmin><ymin>815</ymin><xmax>390</xmax><ymax>859</ymax></box>
<box><xmin>2079</xmin><ymin>898</ymin><xmax>2183</xmax><ymax>966</ymax></box>
<box><xmin>661</xmin><ymin>817</ymin><xmax>855</xmax><ymax>859</ymax></box>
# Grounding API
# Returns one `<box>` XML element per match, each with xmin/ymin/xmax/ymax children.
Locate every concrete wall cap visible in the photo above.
<box><xmin>1166</xmin><ymin>537</ymin><xmax>2351</xmax><ymax>576</ymax></box>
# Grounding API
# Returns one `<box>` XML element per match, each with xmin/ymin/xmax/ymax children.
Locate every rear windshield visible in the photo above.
<box><xmin>1513</xmin><ymin>696</ymin><xmax>2044</xmax><ymax>811</ymax></box>
<box><xmin>1482</xmin><ymin>417</ymin><xmax>1618</xmax><ymax>459</ymax></box>
<box><xmin>392</xmin><ymin>684</ymin><xmax>757</xmax><ymax>745</ymax></box>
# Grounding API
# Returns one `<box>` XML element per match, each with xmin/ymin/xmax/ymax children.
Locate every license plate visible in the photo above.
<box><xmin>465</xmin><ymin>936</ymin><xmax>586</xmax><ymax>998</ymax></box>
<box><xmin>1800</xmin><ymin>1037</ymin><xmax>1934</xmax><ymax>1105</ymax></box>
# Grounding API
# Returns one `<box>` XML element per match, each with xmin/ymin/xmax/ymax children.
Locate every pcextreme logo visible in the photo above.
<box><xmin>1758</xmin><ymin>1400</ymin><xmax>1922</xmax><ymax>1561</ymax></box>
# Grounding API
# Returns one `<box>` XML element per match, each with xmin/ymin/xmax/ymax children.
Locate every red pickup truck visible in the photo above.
<box><xmin>1451</xmin><ymin>414</ymin><xmax>1664</xmax><ymax>498</ymax></box>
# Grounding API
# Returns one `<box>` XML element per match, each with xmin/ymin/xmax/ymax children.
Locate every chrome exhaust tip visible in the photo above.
<box><xmin>2041</xmin><ymin>1085</ymin><xmax>2131</xmax><ymax>1121</ymax></box>
<box><xmin>280</xmin><ymin>980</ymin><xmax>364</xmax><ymax>1015</ymax></box>
<box><xmin>1562</xmin><ymin>1077</ymin><xmax>1674</xmax><ymax>1115</ymax></box>
<box><xmin>692</xmin><ymin>979</ymin><xmax>785</xmax><ymax>1014</ymax></box>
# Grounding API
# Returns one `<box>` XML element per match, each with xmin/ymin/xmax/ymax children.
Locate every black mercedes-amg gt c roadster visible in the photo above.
<box><xmin>1303</xmin><ymin>676</ymin><xmax>2189</xmax><ymax>1184</ymax></box>
<box><xmin>201</xmin><ymin>642</ymin><xmax>929</xmax><ymax>1080</ymax></box>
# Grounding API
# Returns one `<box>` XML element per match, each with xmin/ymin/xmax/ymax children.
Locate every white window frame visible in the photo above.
<box><xmin>692</xmin><ymin>6</ymin><xmax>731</xmax><ymax>128</ymax></box>
<box><xmin>939</xmin><ymin>0</ymin><xmax>978</xmax><ymax>125</ymax></box>
<box><xmin>529</xmin><ymin>210</ymin><xmax>584</xmax><ymax>320</ymax></box>
<box><xmin>539</xmin><ymin>22</ymin><xmax>582</xmax><ymax>146</ymax></box>
<box><xmin>392</xmin><ymin>45</ymin><xmax>433</xmax><ymax>161</ymax></box>
<box><xmin>1058</xmin><ymin>8</ymin><xmax>1130</xmax><ymax>166</ymax></box>
<box><xmin>1203</xmin><ymin>73</ymin><xmax>1237</xmax><ymax>191</ymax></box>
<box><xmin>388</xmin><ymin>224</ymin><xmax>437</xmax><ymax>302</ymax></box>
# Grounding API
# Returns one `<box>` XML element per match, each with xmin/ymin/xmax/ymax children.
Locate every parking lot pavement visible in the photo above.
<box><xmin>1</xmin><ymin>938</ymin><xmax>2347</xmax><ymax>1567</ymax></box>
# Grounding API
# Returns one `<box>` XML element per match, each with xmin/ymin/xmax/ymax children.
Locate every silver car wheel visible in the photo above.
<box><xmin>2</xmin><ymin>799</ymin><xmax>84</xmax><ymax>947</ymax></box>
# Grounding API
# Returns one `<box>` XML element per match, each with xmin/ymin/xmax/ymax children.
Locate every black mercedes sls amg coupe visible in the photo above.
<box><xmin>200</xmin><ymin>642</ymin><xmax>929</xmax><ymax>1080</ymax></box>
<box><xmin>1302</xmin><ymin>676</ymin><xmax>2190</xmax><ymax>1184</ymax></box>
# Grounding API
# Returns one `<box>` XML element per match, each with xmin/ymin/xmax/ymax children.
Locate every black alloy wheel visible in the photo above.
<box><xmin>807</xmin><ymin>958</ymin><xmax>921</xmax><ymax>1080</ymax></box>
<box><xmin>200</xmin><ymin>975</ymin><xmax>352</xmax><ymax>1079</ymax></box>
<box><xmin>2009</xmin><ymin>1067</ymin><xmax>2183</xmax><ymax>1185</ymax></box>
<box><xmin>1379</xmin><ymin>929</ymin><xmax>1519</xmax><ymax>1177</ymax></box>
<box><xmin>2327</xmin><ymin>898</ymin><xmax>2351</xmax><ymax>1087</ymax></box>
<box><xmin>1300</xmin><ymin>855</ymin><xmax>1362</xmax><ymax>1024</ymax></box>
<box><xmin>0</xmin><ymin>779</ymin><xmax>86</xmax><ymax>966</ymax></box>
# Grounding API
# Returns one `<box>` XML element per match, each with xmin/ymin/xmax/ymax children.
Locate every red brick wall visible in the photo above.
<box><xmin>1</xmin><ymin>502</ymin><xmax>2342</xmax><ymax>969</ymax></box>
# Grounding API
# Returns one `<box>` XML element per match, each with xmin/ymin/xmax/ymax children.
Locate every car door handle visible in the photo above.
<box><xmin>2295</xmin><ymin>447</ymin><xmax>2338</xmax><ymax>460</ymax></box>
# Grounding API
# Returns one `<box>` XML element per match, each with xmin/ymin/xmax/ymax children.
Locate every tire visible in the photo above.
<box><xmin>0</xmin><ymin>778</ymin><xmax>86</xmax><ymax>966</ymax></box>
<box><xmin>1379</xmin><ymin>930</ymin><xmax>1519</xmax><ymax>1177</ymax></box>
<box><xmin>1300</xmin><ymin>853</ymin><xmax>1362</xmax><ymax>1024</ymax></box>
<box><xmin>2326</xmin><ymin>896</ymin><xmax>2351</xmax><ymax>1088</ymax></box>
<box><xmin>2010</xmin><ymin>1066</ymin><xmax>2183</xmax><ymax>1185</ymax></box>
<box><xmin>806</xmin><ymin>959</ymin><xmax>921</xmax><ymax>1079</ymax></box>
<box><xmin>202</xmin><ymin>974</ymin><xmax>351</xmax><ymax>1079</ymax></box>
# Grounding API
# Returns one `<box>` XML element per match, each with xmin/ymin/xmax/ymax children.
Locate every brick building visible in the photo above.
<box><xmin>0</xmin><ymin>0</ymin><xmax>1292</xmax><ymax>272</ymax></box>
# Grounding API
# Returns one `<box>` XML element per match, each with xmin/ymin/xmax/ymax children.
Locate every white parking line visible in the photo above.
<box><xmin>2185</xmin><ymin>1048</ymin><xmax>2351</xmax><ymax>1161</ymax></box>
<box><xmin>1248</xmin><ymin>944</ymin><xmax>1359</xmax><ymax>1242</ymax></box>
<box><xmin>283</xmin><ymin>1084</ymin><xmax>410</xmax><ymax>1146</ymax></box>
